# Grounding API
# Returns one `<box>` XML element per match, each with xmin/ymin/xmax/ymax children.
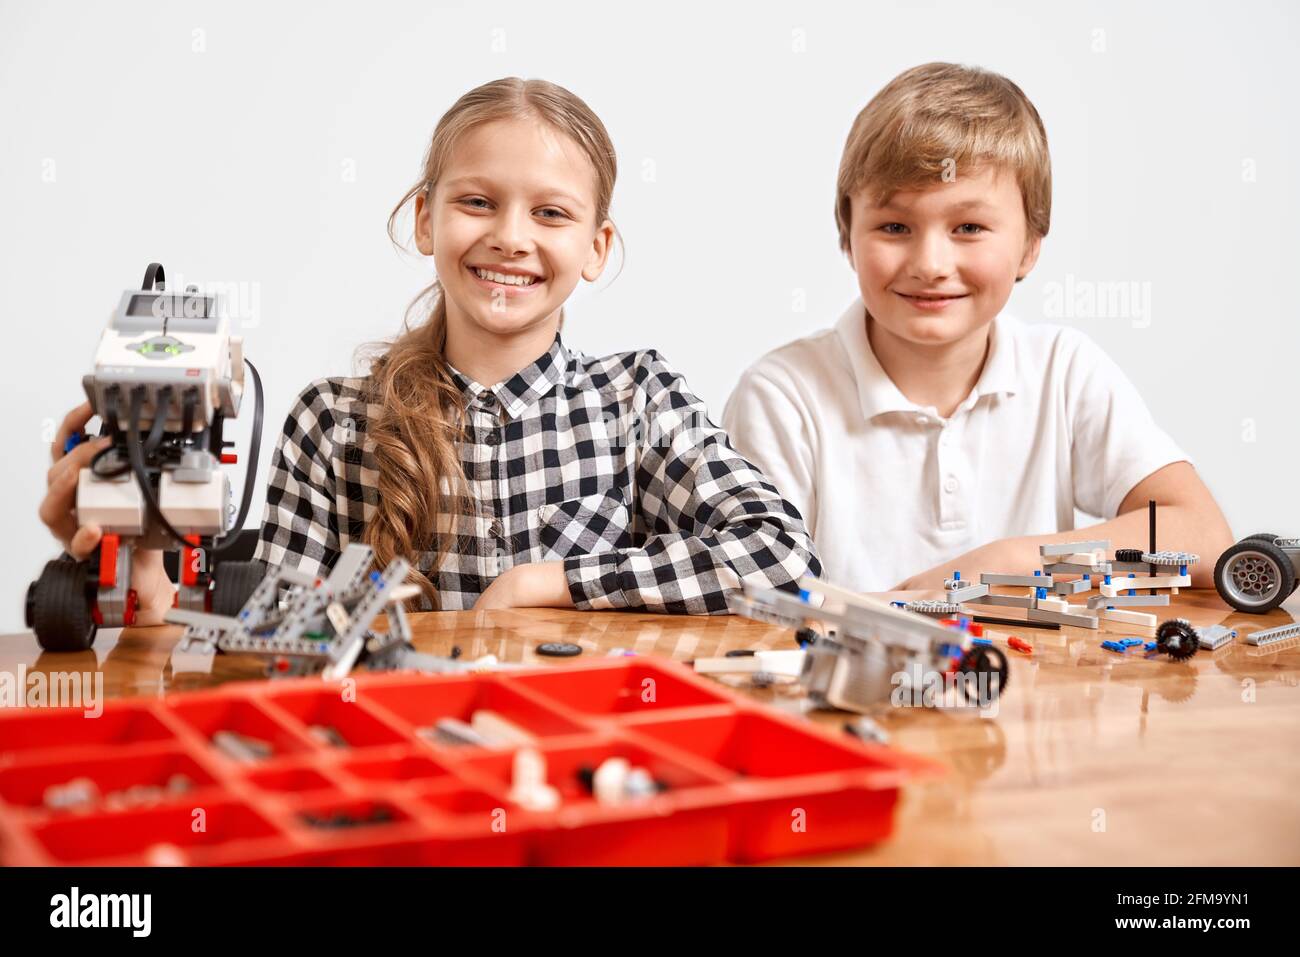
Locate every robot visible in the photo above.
<box><xmin>166</xmin><ymin>543</ymin><xmax>491</xmax><ymax>680</ymax></box>
<box><xmin>1214</xmin><ymin>534</ymin><xmax>1300</xmax><ymax>613</ymax></box>
<box><xmin>727</xmin><ymin>576</ymin><xmax>1008</xmax><ymax>714</ymax></box>
<box><xmin>25</xmin><ymin>263</ymin><xmax>263</xmax><ymax>652</ymax></box>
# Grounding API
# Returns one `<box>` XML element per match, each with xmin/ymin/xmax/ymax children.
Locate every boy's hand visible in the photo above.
<box><xmin>893</xmin><ymin>540</ymin><xmax>1014</xmax><ymax>593</ymax></box>
<box><xmin>474</xmin><ymin>562</ymin><xmax>574</xmax><ymax>611</ymax></box>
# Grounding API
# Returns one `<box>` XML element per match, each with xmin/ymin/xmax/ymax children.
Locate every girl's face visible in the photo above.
<box><xmin>415</xmin><ymin>117</ymin><xmax>613</xmax><ymax>342</ymax></box>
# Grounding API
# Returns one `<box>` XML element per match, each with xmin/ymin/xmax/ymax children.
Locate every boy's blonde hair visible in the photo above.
<box><xmin>834</xmin><ymin>62</ymin><xmax>1051</xmax><ymax>254</ymax></box>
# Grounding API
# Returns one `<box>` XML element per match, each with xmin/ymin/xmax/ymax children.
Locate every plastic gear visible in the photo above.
<box><xmin>1114</xmin><ymin>548</ymin><xmax>1144</xmax><ymax>562</ymax></box>
<box><xmin>956</xmin><ymin>644</ymin><xmax>1009</xmax><ymax>701</ymax></box>
<box><xmin>1155</xmin><ymin>618</ymin><xmax>1200</xmax><ymax>660</ymax></box>
<box><xmin>1141</xmin><ymin>550</ymin><xmax>1200</xmax><ymax>567</ymax></box>
<box><xmin>906</xmin><ymin>600</ymin><xmax>963</xmax><ymax>615</ymax></box>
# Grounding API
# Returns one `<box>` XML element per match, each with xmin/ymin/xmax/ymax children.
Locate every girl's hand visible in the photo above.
<box><xmin>38</xmin><ymin>402</ymin><xmax>176</xmax><ymax>626</ymax></box>
<box><xmin>474</xmin><ymin>562</ymin><xmax>573</xmax><ymax>611</ymax></box>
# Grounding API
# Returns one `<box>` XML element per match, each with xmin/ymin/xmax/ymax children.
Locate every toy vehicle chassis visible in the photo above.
<box><xmin>1214</xmin><ymin>533</ymin><xmax>1300</xmax><ymax>614</ymax></box>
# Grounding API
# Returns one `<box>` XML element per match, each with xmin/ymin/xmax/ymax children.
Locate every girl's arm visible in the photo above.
<box><xmin>560</xmin><ymin>353</ymin><xmax>822</xmax><ymax>615</ymax></box>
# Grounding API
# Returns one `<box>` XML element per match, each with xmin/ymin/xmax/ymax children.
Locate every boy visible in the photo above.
<box><xmin>723</xmin><ymin>62</ymin><xmax>1232</xmax><ymax>592</ymax></box>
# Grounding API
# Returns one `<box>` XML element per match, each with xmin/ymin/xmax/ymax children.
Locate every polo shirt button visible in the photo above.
<box><xmin>485</xmin><ymin>430</ymin><xmax>501</xmax><ymax>446</ymax></box>
<box><xmin>944</xmin><ymin>476</ymin><xmax>959</xmax><ymax>493</ymax></box>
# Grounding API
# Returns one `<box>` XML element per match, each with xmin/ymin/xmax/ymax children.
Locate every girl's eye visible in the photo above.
<box><xmin>956</xmin><ymin>223</ymin><xmax>985</xmax><ymax>235</ymax></box>
<box><xmin>458</xmin><ymin>197</ymin><xmax>491</xmax><ymax>209</ymax></box>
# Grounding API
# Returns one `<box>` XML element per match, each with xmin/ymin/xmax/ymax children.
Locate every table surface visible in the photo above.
<box><xmin>3</xmin><ymin>588</ymin><xmax>1298</xmax><ymax>865</ymax></box>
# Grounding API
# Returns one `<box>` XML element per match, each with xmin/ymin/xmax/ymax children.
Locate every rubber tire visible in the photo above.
<box><xmin>1214</xmin><ymin>538</ymin><xmax>1295</xmax><ymax>614</ymax></box>
<box><xmin>1242</xmin><ymin>533</ymin><xmax>1279</xmax><ymax>544</ymax></box>
<box><xmin>28</xmin><ymin>559</ymin><xmax>97</xmax><ymax>652</ymax></box>
<box><xmin>210</xmin><ymin>560</ymin><xmax>268</xmax><ymax>617</ymax></box>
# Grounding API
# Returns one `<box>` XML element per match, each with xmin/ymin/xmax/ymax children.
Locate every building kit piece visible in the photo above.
<box><xmin>1089</xmin><ymin>607</ymin><xmax>1158</xmax><ymax>629</ymax></box>
<box><xmin>1040</xmin><ymin>540</ymin><xmax>1111</xmax><ymax>558</ymax></box>
<box><xmin>1085</xmin><ymin>594</ymin><xmax>1170</xmax><ymax>609</ymax></box>
<box><xmin>1214</xmin><ymin>534</ymin><xmax>1300</xmax><ymax>614</ymax></box>
<box><xmin>1026</xmin><ymin>606</ymin><xmax>1099</xmax><ymax>629</ymax></box>
<box><xmin>470</xmin><ymin>710</ymin><xmax>536</xmax><ymax>747</ymax></box>
<box><xmin>1196</xmin><ymin>624</ymin><xmax>1237</xmax><ymax>651</ymax></box>
<box><xmin>509</xmin><ymin>748</ymin><xmax>560</xmax><ymax>812</ymax></box>
<box><xmin>25</xmin><ymin>262</ymin><xmax>263</xmax><ymax>653</ymax></box>
<box><xmin>1243</xmin><ymin>621</ymin><xmax>1300</xmax><ymax>647</ymax></box>
<box><xmin>1153</xmin><ymin>619</ymin><xmax>1200</xmax><ymax>660</ymax></box>
<box><xmin>980</xmin><ymin>573</ymin><xmax>1054</xmax><ymax>588</ymax></box>
<box><xmin>165</xmin><ymin>543</ymin><xmax>488</xmax><ymax>680</ymax></box>
<box><xmin>1042</xmin><ymin>561</ymin><xmax>1114</xmax><ymax>575</ymax></box>
<box><xmin>726</xmin><ymin>577</ymin><xmax>1009</xmax><ymax>714</ymax></box>
<box><xmin>1007</xmin><ymin>637</ymin><xmax>1033</xmax><ymax>654</ymax></box>
<box><xmin>977</xmin><ymin>593</ymin><xmax>1039</xmax><ymax>609</ymax></box>
<box><xmin>212</xmin><ymin>730</ymin><xmax>272</xmax><ymax>763</ymax></box>
<box><xmin>1099</xmin><ymin>575</ymin><xmax>1191</xmax><ymax>597</ymax></box>
<box><xmin>1052</xmin><ymin>577</ymin><xmax>1092</xmax><ymax>596</ymax></box>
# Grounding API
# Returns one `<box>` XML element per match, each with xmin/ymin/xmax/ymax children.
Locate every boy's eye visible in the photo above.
<box><xmin>536</xmin><ymin>207</ymin><xmax>569</xmax><ymax>221</ymax></box>
<box><xmin>956</xmin><ymin>223</ymin><xmax>985</xmax><ymax>235</ymax></box>
<box><xmin>879</xmin><ymin>223</ymin><xmax>907</xmax><ymax>234</ymax></box>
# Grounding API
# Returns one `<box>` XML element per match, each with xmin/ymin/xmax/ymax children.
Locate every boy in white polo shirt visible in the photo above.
<box><xmin>723</xmin><ymin>62</ymin><xmax>1233</xmax><ymax>593</ymax></box>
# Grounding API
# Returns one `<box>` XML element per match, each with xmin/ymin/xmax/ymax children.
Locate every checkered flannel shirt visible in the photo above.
<box><xmin>252</xmin><ymin>334</ymin><xmax>820</xmax><ymax>613</ymax></box>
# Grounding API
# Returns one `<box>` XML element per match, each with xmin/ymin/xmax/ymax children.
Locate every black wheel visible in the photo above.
<box><xmin>1214</xmin><ymin>538</ymin><xmax>1295</xmax><ymax>614</ymax></box>
<box><xmin>27</xmin><ymin>559</ymin><xmax>97</xmax><ymax>652</ymax></box>
<box><xmin>210</xmin><ymin>560</ymin><xmax>268</xmax><ymax>617</ymax></box>
<box><xmin>1242</xmin><ymin>533</ymin><xmax>1279</xmax><ymax>544</ymax></box>
<box><xmin>1115</xmin><ymin>548</ymin><xmax>1144</xmax><ymax>563</ymax></box>
<box><xmin>1155</xmin><ymin>618</ymin><xmax>1199</xmax><ymax>661</ymax></box>
<box><xmin>957</xmin><ymin>645</ymin><xmax>1009</xmax><ymax>702</ymax></box>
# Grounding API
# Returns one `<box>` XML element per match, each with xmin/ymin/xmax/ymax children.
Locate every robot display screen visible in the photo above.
<box><xmin>127</xmin><ymin>293</ymin><xmax>215</xmax><ymax>319</ymax></box>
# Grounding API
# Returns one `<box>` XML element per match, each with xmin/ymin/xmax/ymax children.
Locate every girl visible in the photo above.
<box><xmin>41</xmin><ymin>77</ymin><xmax>820</xmax><ymax>617</ymax></box>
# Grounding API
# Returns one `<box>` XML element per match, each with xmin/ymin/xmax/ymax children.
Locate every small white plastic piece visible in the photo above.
<box><xmin>593</xmin><ymin>757</ymin><xmax>631</xmax><ymax>805</ymax></box>
<box><xmin>471</xmin><ymin>709</ymin><xmax>536</xmax><ymax>746</ymax></box>
<box><xmin>76</xmin><ymin>469</ymin><xmax>145</xmax><ymax>534</ymax></box>
<box><xmin>509</xmin><ymin>748</ymin><xmax>559</xmax><ymax>812</ymax></box>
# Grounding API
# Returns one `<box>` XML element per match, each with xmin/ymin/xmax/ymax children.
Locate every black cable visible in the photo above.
<box><xmin>211</xmin><ymin>358</ymin><xmax>263</xmax><ymax>555</ymax></box>
<box><xmin>90</xmin><ymin>444</ymin><xmax>132</xmax><ymax>479</ymax></box>
<box><xmin>126</xmin><ymin>386</ymin><xmax>195</xmax><ymax>549</ymax></box>
<box><xmin>141</xmin><ymin>263</ymin><xmax>165</xmax><ymax>291</ymax></box>
<box><xmin>124</xmin><ymin>359</ymin><xmax>264</xmax><ymax>556</ymax></box>
<box><xmin>144</xmin><ymin>386</ymin><xmax>171</xmax><ymax>454</ymax></box>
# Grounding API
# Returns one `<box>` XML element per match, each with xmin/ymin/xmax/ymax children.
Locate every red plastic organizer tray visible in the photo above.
<box><xmin>0</xmin><ymin>656</ymin><xmax>941</xmax><ymax>865</ymax></box>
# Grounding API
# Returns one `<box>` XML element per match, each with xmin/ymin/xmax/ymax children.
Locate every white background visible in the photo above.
<box><xmin>2</xmin><ymin>0</ymin><xmax>1297</xmax><ymax>632</ymax></box>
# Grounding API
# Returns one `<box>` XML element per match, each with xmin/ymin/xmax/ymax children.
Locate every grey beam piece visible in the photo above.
<box><xmin>1244</xmin><ymin>622</ymin><xmax>1300</xmax><ymax>646</ymax></box>
<box><xmin>945</xmin><ymin>583</ymin><xmax>990</xmax><ymax>604</ymax></box>
<box><xmin>1086</xmin><ymin>594</ymin><xmax>1169</xmax><ymax>609</ymax></box>
<box><xmin>1052</xmin><ymin>578</ymin><xmax>1092</xmax><ymax>595</ymax></box>
<box><xmin>1197</xmin><ymin>624</ymin><xmax>1236</xmax><ymax>650</ymax></box>
<box><xmin>977</xmin><ymin>594</ymin><xmax>1037</xmax><ymax>609</ymax></box>
<box><xmin>1040</xmin><ymin>540</ymin><xmax>1110</xmax><ymax>558</ymax></box>
<box><xmin>980</xmin><ymin>573</ymin><xmax>1054</xmax><ymax>587</ymax></box>
<box><xmin>326</xmin><ymin>543</ymin><xmax>374</xmax><ymax>592</ymax></box>
<box><xmin>1043</xmin><ymin>561</ymin><xmax>1113</xmax><ymax>575</ymax></box>
<box><xmin>277</xmin><ymin>567</ymin><xmax>320</xmax><ymax>587</ymax></box>
<box><xmin>165</xmin><ymin>608</ymin><xmax>239</xmax><ymax>630</ymax></box>
<box><xmin>1110</xmin><ymin>561</ymin><xmax>1155</xmax><ymax>574</ymax></box>
<box><xmin>1027</xmin><ymin>606</ymin><xmax>1099</xmax><ymax>629</ymax></box>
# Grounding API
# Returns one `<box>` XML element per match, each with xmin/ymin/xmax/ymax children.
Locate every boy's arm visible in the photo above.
<box><xmin>895</xmin><ymin>461</ymin><xmax>1234</xmax><ymax>590</ymax></box>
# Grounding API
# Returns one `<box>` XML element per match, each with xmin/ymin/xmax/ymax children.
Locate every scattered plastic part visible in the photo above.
<box><xmin>1100</xmin><ymin>640</ymin><xmax>1128</xmax><ymax>653</ymax></box>
<box><xmin>212</xmin><ymin>730</ymin><xmax>272</xmax><ymax>762</ymax></box>
<box><xmin>1154</xmin><ymin>618</ymin><xmax>1200</xmax><ymax>660</ymax></box>
<box><xmin>536</xmin><ymin>642</ymin><xmax>582</xmax><ymax>658</ymax></box>
<box><xmin>509</xmin><ymin>748</ymin><xmax>560</xmax><ymax>812</ymax></box>
<box><xmin>1007</xmin><ymin>637</ymin><xmax>1033</xmax><ymax>655</ymax></box>
<box><xmin>844</xmin><ymin>716</ymin><xmax>890</xmax><ymax>745</ymax></box>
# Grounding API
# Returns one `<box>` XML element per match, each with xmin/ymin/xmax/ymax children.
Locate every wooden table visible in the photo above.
<box><xmin>4</xmin><ymin>588</ymin><xmax>1298</xmax><ymax>865</ymax></box>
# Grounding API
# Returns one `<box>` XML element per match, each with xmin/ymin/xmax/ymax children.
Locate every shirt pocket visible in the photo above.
<box><xmin>536</xmin><ymin>486</ymin><xmax>632</xmax><ymax>560</ymax></box>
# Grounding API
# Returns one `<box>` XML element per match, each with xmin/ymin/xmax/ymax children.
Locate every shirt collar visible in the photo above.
<box><xmin>449</xmin><ymin>333</ymin><xmax>569</xmax><ymax>420</ymax></box>
<box><xmin>833</xmin><ymin>297</ymin><xmax>1018</xmax><ymax>422</ymax></box>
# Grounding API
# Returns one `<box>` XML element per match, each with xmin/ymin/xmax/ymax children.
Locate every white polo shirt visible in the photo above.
<box><xmin>722</xmin><ymin>298</ymin><xmax>1189</xmax><ymax>592</ymax></box>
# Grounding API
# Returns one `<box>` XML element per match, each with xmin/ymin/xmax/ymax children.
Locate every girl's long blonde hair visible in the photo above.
<box><xmin>361</xmin><ymin>77</ymin><xmax>618</xmax><ymax>608</ymax></box>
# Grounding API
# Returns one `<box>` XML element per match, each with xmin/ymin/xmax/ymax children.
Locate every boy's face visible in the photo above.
<box><xmin>846</xmin><ymin>165</ymin><xmax>1041</xmax><ymax>347</ymax></box>
<box><xmin>415</xmin><ymin>117</ymin><xmax>613</xmax><ymax>341</ymax></box>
